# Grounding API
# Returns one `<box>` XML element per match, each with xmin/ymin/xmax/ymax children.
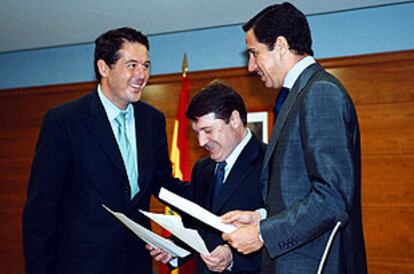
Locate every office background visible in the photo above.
<box><xmin>0</xmin><ymin>2</ymin><xmax>413</xmax><ymax>90</ymax></box>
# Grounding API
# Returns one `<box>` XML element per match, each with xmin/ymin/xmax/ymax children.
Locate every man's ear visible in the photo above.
<box><xmin>97</xmin><ymin>59</ymin><xmax>110</xmax><ymax>78</ymax></box>
<box><xmin>274</xmin><ymin>36</ymin><xmax>289</xmax><ymax>56</ymax></box>
<box><xmin>230</xmin><ymin>110</ymin><xmax>242</xmax><ymax>128</ymax></box>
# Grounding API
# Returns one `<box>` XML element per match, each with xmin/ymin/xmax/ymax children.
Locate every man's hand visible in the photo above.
<box><xmin>222</xmin><ymin>224</ymin><xmax>263</xmax><ymax>254</ymax></box>
<box><xmin>200</xmin><ymin>244</ymin><xmax>233</xmax><ymax>273</ymax></box>
<box><xmin>221</xmin><ymin>210</ymin><xmax>261</xmax><ymax>227</ymax></box>
<box><xmin>145</xmin><ymin>244</ymin><xmax>173</xmax><ymax>264</ymax></box>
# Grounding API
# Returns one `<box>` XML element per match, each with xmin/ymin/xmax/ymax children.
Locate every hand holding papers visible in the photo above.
<box><xmin>102</xmin><ymin>205</ymin><xmax>190</xmax><ymax>258</ymax></box>
<box><xmin>140</xmin><ymin>210</ymin><xmax>210</xmax><ymax>256</ymax></box>
<box><xmin>159</xmin><ymin>187</ymin><xmax>236</xmax><ymax>233</ymax></box>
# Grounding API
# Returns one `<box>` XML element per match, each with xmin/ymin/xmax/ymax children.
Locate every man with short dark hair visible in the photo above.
<box><xmin>222</xmin><ymin>3</ymin><xmax>367</xmax><ymax>273</ymax></box>
<box><xmin>22</xmin><ymin>27</ymin><xmax>177</xmax><ymax>274</ymax></box>
<box><xmin>150</xmin><ymin>82</ymin><xmax>265</xmax><ymax>273</ymax></box>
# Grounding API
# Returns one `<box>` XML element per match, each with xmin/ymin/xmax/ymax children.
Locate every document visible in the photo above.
<box><xmin>140</xmin><ymin>210</ymin><xmax>210</xmax><ymax>256</ymax></box>
<box><xmin>102</xmin><ymin>205</ymin><xmax>190</xmax><ymax>258</ymax></box>
<box><xmin>158</xmin><ymin>187</ymin><xmax>236</xmax><ymax>233</ymax></box>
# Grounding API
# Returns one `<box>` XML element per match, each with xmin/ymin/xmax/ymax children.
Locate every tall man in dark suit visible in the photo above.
<box><xmin>149</xmin><ymin>82</ymin><xmax>265</xmax><ymax>273</ymax></box>
<box><xmin>222</xmin><ymin>3</ymin><xmax>367</xmax><ymax>273</ymax></box>
<box><xmin>22</xmin><ymin>27</ymin><xmax>177</xmax><ymax>274</ymax></box>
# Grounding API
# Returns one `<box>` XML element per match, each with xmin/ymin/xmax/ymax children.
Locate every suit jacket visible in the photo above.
<box><xmin>259</xmin><ymin>63</ymin><xmax>367</xmax><ymax>273</ymax></box>
<box><xmin>23</xmin><ymin>89</ymin><xmax>176</xmax><ymax>274</ymax></box>
<box><xmin>187</xmin><ymin>134</ymin><xmax>265</xmax><ymax>274</ymax></box>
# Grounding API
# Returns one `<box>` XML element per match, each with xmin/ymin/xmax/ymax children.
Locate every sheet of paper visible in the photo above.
<box><xmin>102</xmin><ymin>205</ymin><xmax>190</xmax><ymax>258</ymax></box>
<box><xmin>158</xmin><ymin>187</ymin><xmax>236</xmax><ymax>233</ymax></box>
<box><xmin>140</xmin><ymin>210</ymin><xmax>210</xmax><ymax>256</ymax></box>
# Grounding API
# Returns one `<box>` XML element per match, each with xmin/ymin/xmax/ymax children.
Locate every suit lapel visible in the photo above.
<box><xmin>198</xmin><ymin>160</ymin><xmax>216</xmax><ymax>210</ymax></box>
<box><xmin>211</xmin><ymin>136</ymin><xmax>261</xmax><ymax>213</ymax></box>
<box><xmin>261</xmin><ymin>63</ymin><xmax>322</xmax><ymax>200</ymax></box>
<box><xmin>85</xmin><ymin>90</ymin><xmax>125</xmax><ymax>174</ymax></box>
<box><xmin>131</xmin><ymin>102</ymin><xmax>150</xmax><ymax>202</ymax></box>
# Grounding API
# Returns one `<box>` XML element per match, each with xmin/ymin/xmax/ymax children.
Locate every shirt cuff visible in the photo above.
<box><xmin>255</xmin><ymin>208</ymin><xmax>267</xmax><ymax>220</ymax></box>
<box><xmin>255</xmin><ymin>208</ymin><xmax>267</xmax><ymax>242</ymax></box>
<box><xmin>227</xmin><ymin>259</ymin><xmax>234</xmax><ymax>271</ymax></box>
<box><xmin>169</xmin><ymin>257</ymin><xmax>178</xmax><ymax>268</ymax></box>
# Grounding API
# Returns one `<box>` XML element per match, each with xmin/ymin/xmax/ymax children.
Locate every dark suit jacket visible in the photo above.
<box><xmin>186</xmin><ymin>134</ymin><xmax>265</xmax><ymax>274</ymax></box>
<box><xmin>23</xmin><ymin>89</ymin><xmax>175</xmax><ymax>274</ymax></box>
<box><xmin>259</xmin><ymin>63</ymin><xmax>367</xmax><ymax>273</ymax></box>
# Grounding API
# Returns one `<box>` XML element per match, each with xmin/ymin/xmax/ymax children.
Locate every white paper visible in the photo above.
<box><xmin>140</xmin><ymin>210</ymin><xmax>210</xmax><ymax>256</ymax></box>
<box><xmin>158</xmin><ymin>187</ymin><xmax>236</xmax><ymax>233</ymax></box>
<box><xmin>102</xmin><ymin>205</ymin><xmax>190</xmax><ymax>258</ymax></box>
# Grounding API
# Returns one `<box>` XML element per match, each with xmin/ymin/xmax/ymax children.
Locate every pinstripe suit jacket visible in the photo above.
<box><xmin>259</xmin><ymin>63</ymin><xmax>367</xmax><ymax>273</ymax></box>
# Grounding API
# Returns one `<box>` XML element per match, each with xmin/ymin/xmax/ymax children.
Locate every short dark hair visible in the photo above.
<box><xmin>94</xmin><ymin>27</ymin><xmax>149</xmax><ymax>81</ymax></box>
<box><xmin>243</xmin><ymin>2</ymin><xmax>313</xmax><ymax>56</ymax></box>
<box><xmin>186</xmin><ymin>81</ymin><xmax>247</xmax><ymax>126</ymax></box>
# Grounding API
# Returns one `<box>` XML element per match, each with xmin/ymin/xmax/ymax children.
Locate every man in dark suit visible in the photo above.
<box><xmin>149</xmin><ymin>82</ymin><xmax>265</xmax><ymax>273</ymax></box>
<box><xmin>222</xmin><ymin>3</ymin><xmax>367</xmax><ymax>273</ymax></box>
<box><xmin>22</xmin><ymin>27</ymin><xmax>177</xmax><ymax>274</ymax></box>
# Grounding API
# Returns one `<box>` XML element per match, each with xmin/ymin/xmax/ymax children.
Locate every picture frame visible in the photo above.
<box><xmin>247</xmin><ymin>111</ymin><xmax>270</xmax><ymax>144</ymax></box>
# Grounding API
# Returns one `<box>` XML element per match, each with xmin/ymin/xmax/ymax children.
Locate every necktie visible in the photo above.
<box><xmin>273</xmin><ymin>87</ymin><xmax>289</xmax><ymax>122</ymax></box>
<box><xmin>115</xmin><ymin>111</ymin><xmax>139</xmax><ymax>198</ymax></box>
<box><xmin>212</xmin><ymin>161</ymin><xmax>227</xmax><ymax>205</ymax></box>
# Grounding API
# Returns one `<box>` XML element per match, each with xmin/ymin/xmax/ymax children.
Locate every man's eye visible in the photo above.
<box><xmin>127</xmin><ymin>63</ymin><xmax>137</xmax><ymax>69</ymax></box>
<box><xmin>143</xmin><ymin>62</ymin><xmax>150</xmax><ymax>69</ymax></box>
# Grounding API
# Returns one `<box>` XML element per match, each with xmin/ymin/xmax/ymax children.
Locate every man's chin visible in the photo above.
<box><xmin>128</xmin><ymin>91</ymin><xmax>142</xmax><ymax>102</ymax></box>
<box><xmin>209</xmin><ymin>153</ymin><xmax>221</xmax><ymax>162</ymax></box>
<box><xmin>263</xmin><ymin>81</ymin><xmax>274</xmax><ymax>89</ymax></box>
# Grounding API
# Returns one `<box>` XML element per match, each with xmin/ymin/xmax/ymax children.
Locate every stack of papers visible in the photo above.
<box><xmin>158</xmin><ymin>187</ymin><xmax>236</xmax><ymax>233</ymax></box>
<box><xmin>102</xmin><ymin>205</ymin><xmax>190</xmax><ymax>258</ymax></box>
<box><xmin>103</xmin><ymin>188</ymin><xmax>237</xmax><ymax>258</ymax></box>
<box><xmin>140</xmin><ymin>210</ymin><xmax>210</xmax><ymax>256</ymax></box>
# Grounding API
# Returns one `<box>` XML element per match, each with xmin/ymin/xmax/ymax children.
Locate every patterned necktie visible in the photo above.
<box><xmin>115</xmin><ymin>111</ymin><xmax>139</xmax><ymax>198</ymax></box>
<box><xmin>273</xmin><ymin>87</ymin><xmax>289</xmax><ymax>122</ymax></box>
<box><xmin>212</xmin><ymin>161</ymin><xmax>227</xmax><ymax>205</ymax></box>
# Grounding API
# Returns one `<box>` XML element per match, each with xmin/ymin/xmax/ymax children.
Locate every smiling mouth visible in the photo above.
<box><xmin>130</xmin><ymin>82</ymin><xmax>144</xmax><ymax>90</ymax></box>
<box><xmin>259</xmin><ymin>74</ymin><xmax>267</xmax><ymax>82</ymax></box>
<box><xmin>204</xmin><ymin>143</ymin><xmax>216</xmax><ymax>152</ymax></box>
<box><xmin>257</xmin><ymin>71</ymin><xmax>266</xmax><ymax>80</ymax></box>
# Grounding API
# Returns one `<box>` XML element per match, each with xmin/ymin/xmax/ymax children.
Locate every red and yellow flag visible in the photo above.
<box><xmin>170</xmin><ymin>53</ymin><xmax>191</xmax><ymax>182</ymax></box>
<box><xmin>160</xmin><ymin>54</ymin><xmax>193</xmax><ymax>274</ymax></box>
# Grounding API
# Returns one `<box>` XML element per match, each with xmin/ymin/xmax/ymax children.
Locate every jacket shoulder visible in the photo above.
<box><xmin>43</xmin><ymin>90</ymin><xmax>95</xmax><ymax>121</ymax></box>
<box><xmin>135</xmin><ymin>101</ymin><xmax>165</xmax><ymax>120</ymax></box>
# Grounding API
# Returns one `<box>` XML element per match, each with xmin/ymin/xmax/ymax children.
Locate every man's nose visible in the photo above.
<box><xmin>134</xmin><ymin>65</ymin><xmax>146</xmax><ymax>77</ymax></box>
<box><xmin>248</xmin><ymin>56</ymin><xmax>257</xmax><ymax>72</ymax></box>
<box><xmin>198</xmin><ymin>134</ymin><xmax>208</xmax><ymax>147</ymax></box>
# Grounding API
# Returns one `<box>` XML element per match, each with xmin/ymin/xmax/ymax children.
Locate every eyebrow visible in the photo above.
<box><xmin>125</xmin><ymin>59</ymin><xmax>151</xmax><ymax>64</ymax></box>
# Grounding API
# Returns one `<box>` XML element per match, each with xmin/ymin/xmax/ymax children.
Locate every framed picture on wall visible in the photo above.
<box><xmin>247</xmin><ymin>112</ymin><xmax>269</xmax><ymax>144</ymax></box>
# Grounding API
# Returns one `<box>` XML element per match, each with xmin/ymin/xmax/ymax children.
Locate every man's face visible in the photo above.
<box><xmin>99</xmin><ymin>41</ymin><xmax>150</xmax><ymax>109</ymax></box>
<box><xmin>191</xmin><ymin>112</ymin><xmax>239</xmax><ymax>162</ymax></box>
<box><xmin>245</xmin><ymin>29</ymin><xmax>284</xmax><ymax>89</ymax></box>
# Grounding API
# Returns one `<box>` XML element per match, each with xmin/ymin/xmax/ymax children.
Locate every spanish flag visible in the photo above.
<box><xmin>160</xmin><ymin>54</ymin><xmax>193</xmax><ymax>274</ymax></box>
<box><xmin>170</xmin><ymin>53</ymin><xmax>191</xmax><ymax>182</ymax></box>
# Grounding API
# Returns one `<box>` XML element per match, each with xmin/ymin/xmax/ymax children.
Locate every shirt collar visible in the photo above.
<box><xmin>97</xmin><ymin>84</ymin><xmax>134</xmax><ymax>122</ymax></box>
<box><xmin>221</xmin><ymin>129</ymin><xmax>252</xmax><ymax>177</ymax></box>
<box><xmin>283</xmin><ymin>56</ymin><xmax>316</xmax><ymax>89</ymax></box>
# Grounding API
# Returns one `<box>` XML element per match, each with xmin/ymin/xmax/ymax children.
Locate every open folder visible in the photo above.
<box><xmin>102</xmin><ymin>205</ymin><xmax>190</xmax><ymax>258</ymax></box>
<box><xmin>158</xmin><ymin>187</ymin><xmax>236</xmax><ymax>233</ymax></box>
